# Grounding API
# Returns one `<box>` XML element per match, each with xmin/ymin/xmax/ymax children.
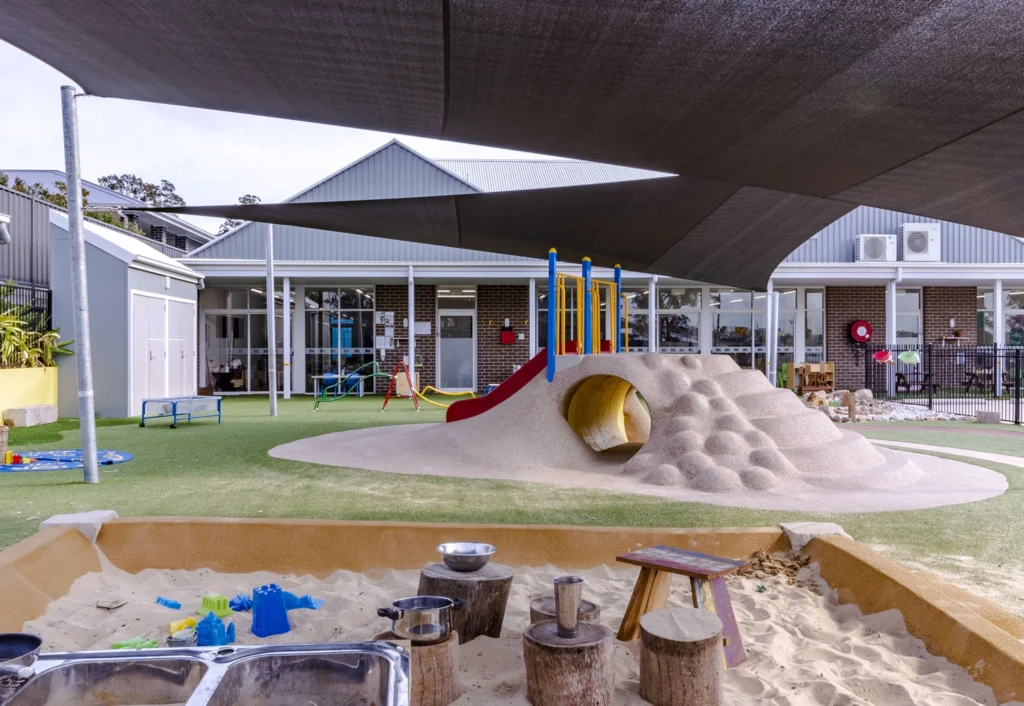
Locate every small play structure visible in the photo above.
<box><xmin>551</xmin><ymin>254</ymin><xmax>630</xmax><ymax>356</ymax></box>
<box><xmin>313</xmin><ymin>361</ymin><xmax>394</xmax><ymax>410</ymax></box>
<box><xmin>140</xmin><ymin>396</ymin><xmax>222</xmax><ymax>428</ymax></box>
<box><xmin>0</xmin><ymin>449</ymin><xmax>133</xmax><ymax>473</ymax></box>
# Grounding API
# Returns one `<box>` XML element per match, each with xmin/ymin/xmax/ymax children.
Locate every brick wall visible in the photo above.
<box><xmin>374</xmin><ymin>284</ymin><xmax>436</xmax><ymax>393</ymax></box>
<box><xmin>923</xmin><ymin>286</ymin><xmax>977</xmax><ymax>345</ymax></box>
<box><xmin>476</xmin><ymin>285</ymin><xmax>531</xmax><ymax>390</ymax></box>
<box><xmin>825</xmin><ymin>286</ymin><xmax>886</xmax><ymax>391</ymax></box>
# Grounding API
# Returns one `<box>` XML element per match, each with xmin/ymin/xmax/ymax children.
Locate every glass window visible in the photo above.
<box><xmin>623</xmin><ymin>313</ymin><xmax>650</xmax><ymax>351</ymax></box>
<box><xmin>1008</xmin><ymin>291</ymin><xmax>1024</xmax><ymax>310</ymax></box>
<box><xmin>710</xmin><ymin>289</ymin><xmax>751</xmax><ymax>310</ymax></box>
<box><xmin>438</xmin><ymin>286</ymin><xmax>477</xmax><ymax>309</ymax></box>
<box><xmin>659</xmin><ymin>313</ymin><xmax>699</xmax><ymax>351</ymax></box>
<box><xmin>624</xmin><ymin>288</ymin><xmax>649</xmax><ymax>311</ymax></box>
<box><xmin>895</xmin><ymin>314</ymin><xmax>921</xmax><ymax>345</ymax></box>
<box><xmin>249</xmin><ymin>288</ymin><xmax>267</xmax><ymax>309</ymax></box>
<box><xmin>657</xmin><ymin>287</ymin><xmax>701</xmax><ymax>310</ymax></box>
<box><xmin>777</xmin><ymin>313</ymin><xmax>796</xmax><ymax>347</ymax></box>
<box><xmin>205</xmin><ymin>314</ymin><xmax>247</xmax><ymax>393</ymax></box>
<box><xmin>337</xmin><ymin>288</ymin><xmax>362</xmax><ymax>309</ymax></box>
<box><xmin>805</xmin><ymin>289</ymin><xmax>824</xmax><ymax>310</ymax></box>
<box><xmin>895</xmin><ymin>289</ymin><xmax>921</xmax><ymax>312</ymax></box>
<box><xmin>806</xmin><ymin>311</ymin><xmax>825</xmax><ymax>348</ymax></box>
<box><xmin>713</xmin><ymin>313</ymin><xmax>752</xmax><ymax>347</ymax></box>
<box><xmin>977</xmin><ymin>288</ymin><xmax>994</xmax><ymax>346</ymax></box>
<box><xmin>778</xmin><ymin>290</ymin><xmax>797</xmax><ymax>310</ymax></box>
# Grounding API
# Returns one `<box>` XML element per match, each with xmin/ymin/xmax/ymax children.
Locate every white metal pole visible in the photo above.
<box><xmin>528</xmin><ymin>277</ymin><xmax>537</xmax><ymax>358</ymax></box>
<box><xmin>886</xmin><ymin>277</ymin><xmax>897</xmax><ymax>397</ymax></box>
<box><xmin>282</xmin><ymin>276</ymin><xmax>291</xmax><ymax>399</ymax></box>
<box><xmin>407</xmin><ymin>265</ymin><xmax>416</xmax><ymax>394</ymax></box>
<box><xmin>995</xmin><ymin>279</ymin><xmax>1004</xmax><ymax>396</ymax></box>
<box><xmin>648</xmin><ymin>276</ymin><xmax>657</xmax><ymax>353</ymax></box>
<box><xmin>266</xmin><ymin>224</ymin><xmax>277</xmax><ymax>416</ymax></box>
<box><xmin>61</xmin><ymin>86</ymin><xmax>98</xmax><ymax>484</ymax></box>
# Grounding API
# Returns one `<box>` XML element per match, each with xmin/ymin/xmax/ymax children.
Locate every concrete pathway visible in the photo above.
<box><xmin>870</xmin><ymin>440</ymin><xmax>1024</xmax><ymax>468</ymax></box>
<box><xmin>859</xmin><ymin>424</ymin><xmax>1024</xmax><ymax>438</ymax></box>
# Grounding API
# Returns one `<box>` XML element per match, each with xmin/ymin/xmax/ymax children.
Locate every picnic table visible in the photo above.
<box><xmin>895</xmin><ymin>372</ymin><xmax>936</xmax><ymax>393</ymax></box>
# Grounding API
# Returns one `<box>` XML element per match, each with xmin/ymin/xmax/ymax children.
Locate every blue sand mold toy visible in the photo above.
<box><xmin>155</xmin><ymin>597</ymin><xmax>181</xmax><ymax>610</ymax></box>
<box><xmin>252</xmin><ymin>584</ymin><xmax>291</xmax><ymax>638</ymax></box>
<box><xmin>283</xmin><ymin>591</ymin><xmax>325</xmax><ymax>611</ymax></box>
<box><xmin>196</xmin><ymin>612</ymin><xmax>235</xmax><ymax>646</ymax></box>
<box><xmin>229</xmin><ymin>594</ymin><xmax>252</xmax><ymax>612</ymax></box>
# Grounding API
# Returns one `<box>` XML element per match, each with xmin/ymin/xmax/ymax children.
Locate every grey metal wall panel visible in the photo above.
<box><xmin>785</xmin><ymin>206</ymin><xmax>1024</xmax><ymax>263</ymax></box>
<box><xmin>190</xmin><ymin>143</ymin><xmax>538</xmax><ymax>262</ymax></box>
<box><xmin>52</xmin><ymin>222</ymin><xmax>129</xmax><ymax>418</ymax></box>
<box><xmin>0</xmin><ymin>186</ymin><xmax>50</xmax><ymax>285</ymax></box>
<box><xmin>434</xmin><ymin>159</ymin><xmax>666</xmax><ymax>192</ymax></box>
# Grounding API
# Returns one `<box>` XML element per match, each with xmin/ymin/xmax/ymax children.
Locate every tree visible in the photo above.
<box><xmin>218</xmin><ymin>194</ymin><xmax>262</xmax><ymax>234</ymax></box>
<box><xmin>97</xmin><ymin>173</ymin><xmax>186</xmax><ymax>207</ymax></box>
<box><xmin>0</xmin><ymin>171</ymin><xmax>143</xmax><ymax>235</ymax></box>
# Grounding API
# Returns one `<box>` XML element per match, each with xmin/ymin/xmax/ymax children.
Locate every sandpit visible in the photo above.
<box><xmin>24</xmin><ymin>558</ymin><xmax>1010</xmax><ymax>706</ymax></box>
<box><xmin>273</xmin><ymin>355</ymin><xmax>1005</xmax><ymax>511</ymax></box>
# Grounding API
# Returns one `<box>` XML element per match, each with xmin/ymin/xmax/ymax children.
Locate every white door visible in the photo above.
<box><xmin>167</xmin><ymin>300</ymin><xmax>196</xmax><ymax>398</ymax></box>
<box><xmin>133</xmin><ymin>293</ymin><xmax>167</xmax><ymax>414</ymax></box>
<box><xmin>437</xmin><ymin>309</ymin><xmax>476</xmax><ymax>390</ymax></box>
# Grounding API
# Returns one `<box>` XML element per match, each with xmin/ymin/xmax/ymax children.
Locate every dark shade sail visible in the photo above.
<box><xmin>8</xmin><ymin>1</ymin><xmax>1024</xmax><ymax>251</ymax></box>
<box><xmin>142</xmin><ymin>177</ymin><xmax>854</xmax><ymax>289</ymax></box>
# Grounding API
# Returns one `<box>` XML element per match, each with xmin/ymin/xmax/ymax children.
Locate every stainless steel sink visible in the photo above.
<box><xmin>1</xmin><ymin>643</ymin><xmax>409</xmax><ymax>706</ymax></box>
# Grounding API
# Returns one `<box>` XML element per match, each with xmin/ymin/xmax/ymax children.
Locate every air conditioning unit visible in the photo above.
<box><xmin>899</xmin><ymin>223</ymin><xmax>941</xmax><ymax>262</ymax></box>
<box><xmin>855</xmin><ymin>234</ymin><xmax>896</xmax><ymax>262</ymax></box>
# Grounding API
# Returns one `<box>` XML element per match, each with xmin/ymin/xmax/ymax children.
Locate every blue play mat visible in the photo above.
<box><xmin>0</xmin><ymin>449</ymin><xmax>133</xmax><ymax>473</ymax></box>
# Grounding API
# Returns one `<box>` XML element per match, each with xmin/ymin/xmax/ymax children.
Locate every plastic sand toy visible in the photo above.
<box><xmin>196</xmin><ymin>612</ymin><xmax>235</xmax><ymax>647</ymax></box>
<box><xmin>112</xmin><ymin>636</ymin><xmax>159</xmax><ymax>649</ymax></box>
<box><xmin>229</xmin><ymin>594</ymin><xmax>252</xmax><ymax>612</ymax></box>
<box><xmin>169</xmin><ymin>617</ymin><xmax>197</xmax><ymax>634</ymax></box>
<box><xmin>252</xmin><ymin>584</ymin><xmax>291</xmax><ymax>638</ymax></box>
<box><xmin>155</xmin><ymin>597</ymin><xmax>181</xmax><ymax>609</ymax></box>
<box><xmin>283</xmin><ymin>591</ymin><xmax>325</xmax><ymax>611</ymax></box>
<box><xmin>195</xmin><ymin>593</ymin><xmax>233</xmax><ymax>618</ymax></box>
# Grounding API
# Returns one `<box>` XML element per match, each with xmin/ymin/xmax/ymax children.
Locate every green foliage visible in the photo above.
<box><xmin>0</xmin><ymin>171</ymin><xmax>145</xmax><ymax>236</ymax></box>
<box><xmin>0</xmin><ymin>281</ymin><xmax>74</xmax><ymax>368</ymax></box>
<box><xmin>218</xmin><ymin>194</ymin><xmax>261</xmax><ymax>234</ymax></box>
<box><xmin>97</xmin><ymin>174</ymin><xmax>186</xmax><ymax>207</ymax></box>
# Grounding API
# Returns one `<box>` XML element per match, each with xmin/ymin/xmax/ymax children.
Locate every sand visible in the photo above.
<box><xmin>24</xmin><ymin>560</ymin><xmax>1015</xmax><ymax>706</ymax></box>
<box><xmin>272</xmin><ymin>354</ymin><xmax>1007</xmax><ymax>512</ymax></box>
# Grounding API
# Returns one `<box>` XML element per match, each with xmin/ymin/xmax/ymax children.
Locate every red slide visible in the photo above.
<box><xmin>446</xmin><ymin>348</ymin><xmax>549</xmax><ymax>423</ymax></box>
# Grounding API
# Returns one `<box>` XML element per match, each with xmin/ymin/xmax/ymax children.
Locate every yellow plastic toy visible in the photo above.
<box><xmin>413</xmin><ymin>386</ymin><xmax>476</xmax><ymax>409</ymax></box>
<box><xmin>169</xmin><ymin>617</ymin><xmax>197</xmax><ymax>634</ymax></box>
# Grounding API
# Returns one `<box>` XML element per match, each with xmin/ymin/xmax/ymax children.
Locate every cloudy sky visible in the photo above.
<box><xmin>0</xmin><ymin>41</ymin><xmax>554</xmax><ymax>233</ymax></box>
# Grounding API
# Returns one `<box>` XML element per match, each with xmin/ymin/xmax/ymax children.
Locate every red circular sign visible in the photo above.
<box><xmin>850</xmin><ymin>320</ymin><xmax>873</xmax><ymax>343</ymax></box>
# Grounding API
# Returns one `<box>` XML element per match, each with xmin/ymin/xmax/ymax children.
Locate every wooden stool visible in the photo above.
<box><xmin>523</xmin><ymin>621</ymin><xmax>614</xmax><ymax>706</ymax></box>
<box><xmin>418</xmin><ymin>562</ymin><xmax>513</xmax><ymax>644</ymax></box>
<box><xmin>615</xmin><ymin>545</ymin><xmax>747</xmax><ymax>668</ymax></box>
<box><xmin>639</xmin><ymin>608</ymin><xmax>722</xmax><ymax>706</ymax></box>
<box><xmin>530</xmin><ymin>595</ymin><xmax>601</xmax><ymax>625</ymax></box>
<box><xmin>376</xmin><ymin>631</ymin><xmax>460</xmax><ymax>706</ymax></box>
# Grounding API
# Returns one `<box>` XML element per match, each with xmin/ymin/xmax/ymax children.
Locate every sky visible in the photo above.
<box><xmin>0</xmin><ymin>41</ymin><xmax>557</xmax><ymax>233</ymax></box>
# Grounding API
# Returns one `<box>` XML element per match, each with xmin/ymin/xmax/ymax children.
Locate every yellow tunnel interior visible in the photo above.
<box><xmin>566</xmin><ymin>375</ymin><xmax>650</xmax><ymax>452</ymax></box>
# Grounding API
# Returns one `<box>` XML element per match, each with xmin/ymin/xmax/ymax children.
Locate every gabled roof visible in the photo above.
<box><xmin>435</xmin><ymin>159</ymin><xmax>667</xmax><ymax>192</ymax></box>
<box><xmin>50</xmin><ymin>210</ymin><xmax>201</xmax><ymax>281</ymax></box>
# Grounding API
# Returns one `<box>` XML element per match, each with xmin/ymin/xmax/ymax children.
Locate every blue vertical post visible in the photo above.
<box><xmin>614</xmin><ymin>264</ymin><xmax>622</xmax><ymax>353</ymax></box>
<box><xmin>582</xmin><ymin>257</ymin><xmax>593</xmax><ymax>355</ymax></box>
<box><xmin>547</xmin><ymin>249</ymin><xmax>557</xmax><ymax>382</ymax></box>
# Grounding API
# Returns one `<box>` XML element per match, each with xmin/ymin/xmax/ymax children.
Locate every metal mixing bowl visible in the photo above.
<box><xmin>0</xmin><ymin>633</ymin><xmax>41</xmax><ymax>676</ymax></box>
<box><xmin>437</xmin><ymin>542</ymin><xmax>496</xmax><ymax>572</ymax></box>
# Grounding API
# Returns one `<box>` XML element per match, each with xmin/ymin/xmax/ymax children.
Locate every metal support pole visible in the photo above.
<box><xmin>547</xmin><ymin>250</ymin><xmax>557</xmax><ymax>382</ymax></box>
<box><xmin>886</xmin><ymin>278</ymin><xmax>897</xmax><ymax>397</ymax></box>
<box><xmin>995</xmin><ymin>279</ymin><xmax>1004</xmax><ymax>397</ymax></box>
<box><xmin>282</xmin><ymin>276</ymin><xmax>291</xmax><ymax>400</ymax></box>
<box><xmin>614</xmin><ymin>264</ymin><xmax>622</xmax><ymax>352</ymax></box>
<box><xmin>528</xmin><ymin>277</ymin><xmax>537</xmax><ymax>358</ymax></box>
<box><xmin>61</xmin><ymin>86</ymin><xmax>98</xmax><ymax>484</ymax></box>
<box><xmin>648</xmin><ymin>276</ymin><xmax>657</xmax><ymax>353</ymax></box>
<box><xmin>582</xmin><ymin>258</ymin><xmax>593</xmax><ymax>355</ymax></box>
<box><xmin>764</xmin><ymin>282</ymin><xmax>774</xmax><ymax>384</ymax></box>
<box><xmin>265</xmin><ymin>224</ymin><xmax>277</xmax><ymax>416</ymax></box>
<box><xmin>408</xmin><ymin>265</ymin><xmax>416</xmax><ymax>396</ymax></box>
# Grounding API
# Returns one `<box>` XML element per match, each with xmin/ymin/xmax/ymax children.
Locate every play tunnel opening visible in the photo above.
<box><xmin>565</xmin><ymin>375</ymin><xmax>651</xmax><ymax>455</ymax></box>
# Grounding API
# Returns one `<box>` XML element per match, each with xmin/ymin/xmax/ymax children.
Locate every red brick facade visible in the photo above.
<box><xmin>825</xmin><ymin>286</ymin><xmax>886</xmax><ymax>391</ymax></box>
<box><xmin>373</xmin><ymin>284</ymin><xmax>437</xmax><ymax>393</ymax></box>
<box><xmin>476</xmin><ymin>285</ymin><xmax>531</xmax><ymax>389</ymax></box>
<box><xmin>923</xmin><ymin>287</ymin><xmax>977</xmax><ymax>345</ymax></box>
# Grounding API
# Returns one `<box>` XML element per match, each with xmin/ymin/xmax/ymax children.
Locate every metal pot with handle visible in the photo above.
<box><xmin>377</xmin><ymin>596</ymin><xmax>464</xmax><ymax>645</ymax></box>
<box><xmin>0</xmin><ymin>633</ymin><xmax>41</xmax><ymax>678</ymax></box>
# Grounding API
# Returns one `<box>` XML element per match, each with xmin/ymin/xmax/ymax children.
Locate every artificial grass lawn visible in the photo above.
<box><xmin>1</xmin><ymin>397</ymin><xmax>1021</xmax><ymax>593</ymax></box>
<box><xmin>857</xmin><ymin>424</ymin><xmax>1024</xmax><ymax>458</ymax></box>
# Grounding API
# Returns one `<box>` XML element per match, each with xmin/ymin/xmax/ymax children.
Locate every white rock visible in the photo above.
<box><xmin>40</xmin><ymin>510</ymin><xmax>119</xmax><ymax>543</ymax></box>
<box><xmin>3</xmin><ymin>405</ymin><xmax>58</xmax><ymax>427</ymax></box>
<box><xmin>854</xmin><ymin>389</ymin><xmax>873</xmax><ymax>402</ymax></box>
<box><xmin>779</xmin><ymin>521</ymin><xmax>853</xmax><ymax>552</ymax></box>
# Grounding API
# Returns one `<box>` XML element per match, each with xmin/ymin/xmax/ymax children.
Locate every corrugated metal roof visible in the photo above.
<box><xmin>433</xmin><ymin>159</ymin><xmax>668</xmax><ymax>192</ymax></box>
<box><xmin>1</xmin><ymin>169</ymin><xmax>141</xmax><ymax>206</ymax></box>
<box><xmin>786</xmin><ymin>206</ymin><xmax>1024</xmax><ymax>264</ymax></box>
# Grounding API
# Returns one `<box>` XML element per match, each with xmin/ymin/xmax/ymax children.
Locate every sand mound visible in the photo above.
<box><xmin>272</xmin><ymin>354</ymin><xmax>1008</xmax><ymax>512</ymax></box>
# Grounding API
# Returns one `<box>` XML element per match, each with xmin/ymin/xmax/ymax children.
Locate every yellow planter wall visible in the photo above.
<box><xmin>0</xmin><ymin>367</ymin><xmax>58</xmax><ymax>415</ymax></box>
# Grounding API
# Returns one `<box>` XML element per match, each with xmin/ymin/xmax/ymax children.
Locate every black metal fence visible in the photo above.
<box><xmin>864</xmin><ymin>343</ymin><xmax>1023</xmax><ymax>424</ymax></box>
<box><xmin>0</xmin><ymin>282</ymin><xmax>52</xmax><ymax>332</ymax></box>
